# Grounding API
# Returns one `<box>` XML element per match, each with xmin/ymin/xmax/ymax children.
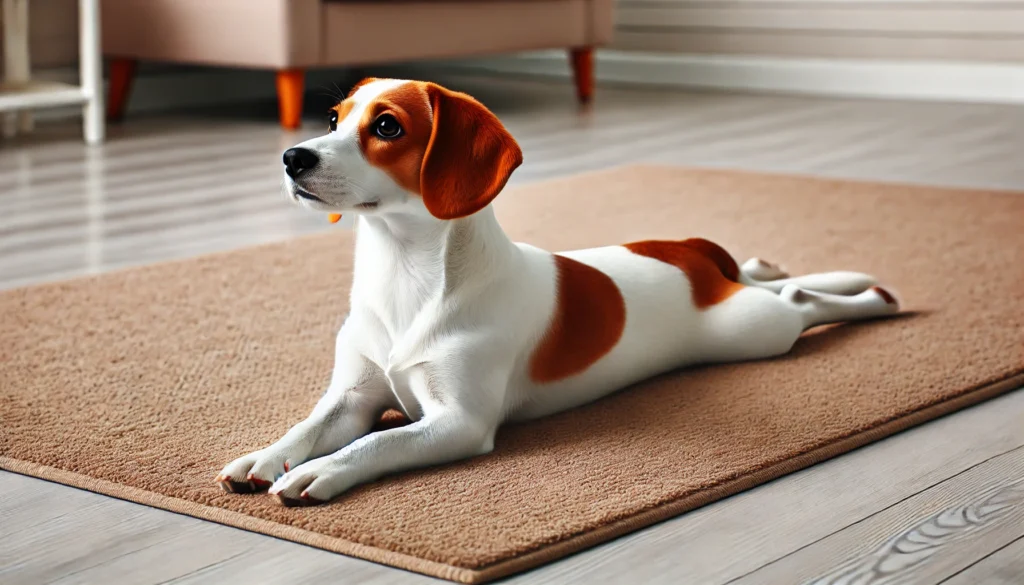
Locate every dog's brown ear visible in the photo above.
<box><xmin>420</xmin><ymin>84</ymin><xmax>523</xmax><ymax>220</ymax></box>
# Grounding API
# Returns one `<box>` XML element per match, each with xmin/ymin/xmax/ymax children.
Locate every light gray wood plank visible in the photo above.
<box><xmin>510</xmin><ymin>389</ymin><xmax>1024</xmax><ymax>585</ymax></box>
<box><xmin>0</xmin><ymin>472</ymin><xmax>438</xmax><ymax>585</ymax></box>
<box><xmin>942</xmin><ymin>536</ymin><xmax>1024</xmax><ymax>585</ymax></box>
<box><xmin>731</xmin><ymin>447</ymin><xmax>1024</xmax><ymax>585</ymax></box>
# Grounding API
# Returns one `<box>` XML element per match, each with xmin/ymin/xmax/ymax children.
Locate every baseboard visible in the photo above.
<box><xmin>26</xmin><ymin>51</ymin><xmax>1024</xmax><ymax>123</ymax></box>
<box><xmin>421</xmin><ymin>50</ymin><xmax>1024</xmax><ymax>106</ymax></box>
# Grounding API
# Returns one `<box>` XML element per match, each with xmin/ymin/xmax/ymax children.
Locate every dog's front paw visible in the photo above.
<box><xmin>216</xmin><ymin>447</ymin><xmax>301</xmax><ymax>494</ymax></box>
<box><xmin>268</xmin><ymin>458</ymin><xmax>349</xmax><ymax>506</ymax></box>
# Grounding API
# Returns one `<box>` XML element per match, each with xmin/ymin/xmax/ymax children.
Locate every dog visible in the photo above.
<box><xmin>216</xmin><ymin>78</ymin><xmax>900</xmax><ymax>505</ymax></box>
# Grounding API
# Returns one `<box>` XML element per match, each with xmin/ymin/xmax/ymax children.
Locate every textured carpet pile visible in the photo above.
<box><xmin>2</xmin><ymin>166</ymin><xmax>1022</xmax><ymax>583</ymax></box>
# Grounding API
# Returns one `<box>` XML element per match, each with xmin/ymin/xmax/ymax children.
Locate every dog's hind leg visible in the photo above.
<box><xmin>740</xmin><ymin>257</ymin><xmax>790</xmax><ymax>281</ymax></box>
<box><xmin>739</xmin><ymin>257</ymin><xmax>878</xmax><ymax>296</ymax></box>
<box><xmin>697</xmin><ymin>283</ymin><xmax>900</xmax><ymax>364</ymax></box>
<box><xmin>781</xmin><ymin>284</ymin><xmax>900</xmax><ymax>329</ymax></box>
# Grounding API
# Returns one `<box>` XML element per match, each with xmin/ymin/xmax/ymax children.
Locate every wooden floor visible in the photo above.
<box><xmin>2</xmin><ymin>74</ymin><xmax>1022</xmax><ymax>584</ymax></box>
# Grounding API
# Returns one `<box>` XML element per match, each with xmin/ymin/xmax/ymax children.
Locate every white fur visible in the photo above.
<box><xmin>217</xmin><ymin>80</ymin><xmax>900</xmax><ymax>503</ymax></box>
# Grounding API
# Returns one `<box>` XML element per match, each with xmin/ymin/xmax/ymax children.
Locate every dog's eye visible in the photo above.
<box><xmin>328</xmin><ymin>111</ymin><xmax>338</xmax><ymax>132</ymax></box>
<box><xmin>373</xmin><ymin>114</ymin><xmax>402</xmax><ymax>139</ymax></box>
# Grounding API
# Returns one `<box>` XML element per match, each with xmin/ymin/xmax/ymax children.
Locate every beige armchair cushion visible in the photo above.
<box><xmin>101</xmin><ymin>0</ymin><xmax>321</xmax><ymax>68</ymax></box>
<box><xmin>323</xmin><ymin>0</ymin><xmax>591</xmax><ymax>66</ymax></box>
<box><xmin>101</xmin><ymin>0</ymin><xmax>613</xmax><ymax>69</ymax></box>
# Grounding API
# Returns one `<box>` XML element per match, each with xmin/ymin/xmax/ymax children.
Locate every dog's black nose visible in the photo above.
<box><xmin>283</xmin><ymin>148</ymin><xmax>319</xmax><ymax>179</ymax></box>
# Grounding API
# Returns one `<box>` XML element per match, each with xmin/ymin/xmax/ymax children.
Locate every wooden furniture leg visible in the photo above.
<box><xmin>2</xmin><ymin>0</ymin><xmax>33</xmax><ymax>137</ymax></box>
<box><xmin>106</xmin><ymin>58</ymin><xmax>137</xmax><ymax>122</ymax></box>
<box><xmin>276</xmin><ymin>69</ymin><xmax>305</xmax><ymax>130</ymax></box>
<box><xmin>569</xmin><ymin>47</ymin><xmax>595</xmax><ymax>104</ymax></box>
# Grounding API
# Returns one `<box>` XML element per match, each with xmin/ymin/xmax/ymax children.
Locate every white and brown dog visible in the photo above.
<box><xmin>216</xmin><ymin>78</ymin><xmax>900</xmax><ymax>505</ymax></box>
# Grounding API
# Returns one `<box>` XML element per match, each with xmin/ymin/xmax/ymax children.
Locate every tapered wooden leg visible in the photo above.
<box><xmin>569</xmin><ymin>47</ymin><xmax>594</xmax><ymax>104</ymax></box>
<box><xmin>106</xmin><ymin>58</ymin><xmax>137</xmax><ymax>122</ymax></box>
<box><xmin>276</xmin><ymin>68</ymin><xmax>305</xmax><ymax>130</ymax></box>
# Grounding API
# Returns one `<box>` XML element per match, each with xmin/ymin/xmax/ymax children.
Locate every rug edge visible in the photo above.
<box><xmin>0</xmin><ymin>457</ymin><xmax>479</xmax><ymax>584</ymax></box>
<box><xmin>467</xmin><ymin>371</ymin><xmax>1024</xmax><ymax>583</ymax></box>
<box><xmin>3</xmin><ymin>372</ymin><xmax>1022</xmax><ymax>584</ymax></box>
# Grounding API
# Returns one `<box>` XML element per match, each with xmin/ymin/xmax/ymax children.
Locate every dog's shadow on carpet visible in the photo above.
<box><xmin>785</xmin><ymin>310</ymin><xmax>929</xmax><ymax>359</ymax></box>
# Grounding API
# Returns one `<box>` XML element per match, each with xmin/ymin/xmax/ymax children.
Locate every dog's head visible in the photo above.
<box><xmin>282</xmin><ymin>78</ymin><xmax>523</xmax><ymax>220</ymax></box>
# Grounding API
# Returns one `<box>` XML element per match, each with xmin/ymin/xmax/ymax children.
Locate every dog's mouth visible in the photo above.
<box><xmin>290</xmin><ymin>184</ymin><xmax>381</xmax><ymax>224</ymax></box>
<box><xmin>293</xmin><ymin>186</ymin><xmax>327</xmax><ymax>204</ymax></box>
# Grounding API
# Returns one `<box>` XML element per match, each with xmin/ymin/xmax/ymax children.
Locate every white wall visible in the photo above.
<box><xmin>612</xmin><ymin>0</ymin><xmax>1024</xmax><ymax>62</ymax></box>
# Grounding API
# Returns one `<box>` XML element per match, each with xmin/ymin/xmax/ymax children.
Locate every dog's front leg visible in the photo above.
<box><xmin>267</xmin><ymin>407</ymin><xmax>496</xmax><ymax>505</ymax></box>
<box><xmin>217</xmin><ymin>320</ymin><xmax>393</xmax><ymax>493</ymax></box>
<box><xmin>267</xmin><ymin>363</ymin><xmax>504</xmax><ymax>505</ymax></box>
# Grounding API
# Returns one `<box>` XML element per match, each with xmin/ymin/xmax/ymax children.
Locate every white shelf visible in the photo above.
<box><xmin>2</xmin><ymin>0</ymin><xmax>103</xmax><ymax>144</ymax></box>
<box><xmin>0</xmin><ymin>80</ymin><xmax>89</xmax><ymax>112</ymax></box>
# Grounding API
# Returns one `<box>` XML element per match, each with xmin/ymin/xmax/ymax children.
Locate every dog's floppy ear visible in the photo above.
<box><xmin>420</xmin><ymin>83</ymin><xmax>523</xmax><ymax>220</ymax></box>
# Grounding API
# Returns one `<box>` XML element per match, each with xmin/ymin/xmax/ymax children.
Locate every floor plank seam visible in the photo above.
<box><xmin>720</xmin><ymin>443</ymin><xmax>1024</xmax><ymax>585</ymax></box>
<box><xmin>937</xmin><ymin>533</ymin><xmax>1024</xmax><ymax>585</ymax></box>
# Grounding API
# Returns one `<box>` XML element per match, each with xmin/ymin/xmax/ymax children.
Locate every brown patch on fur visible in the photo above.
<box><xmin>331</xmin><ymin>100</ymin><xmax>356</xmax><ymax>125</ymax></box>
<box><xmin>624</xmin><ymin>239</ymin><xmax>744</xmax><ymax>309</ymax></box>
<box><xmin>372</xmin><ymin>409</ymin><xmax>411</xmax><ymax>432</ymax></box>
<box><xmin>529</xmin><ymin>255</ymin><xmax>626</xmax><ymax>383</ymax></box>
<box><xmin>358</xmin><ymin>83</ymin><xmax>434</xmax><ymax>194</ymax></box>
<box><xmin>873</xmin><ymin>286</ymin><xmax>897</xmax><ymax>305</ymax></box>
<box><xmin>350</xmin><ymin>80</ymin><xmax>521</xmax><ymax>218</ymax></box>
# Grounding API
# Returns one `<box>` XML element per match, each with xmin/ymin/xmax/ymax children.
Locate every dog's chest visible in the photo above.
<box><xmin>355</xmin><ymin>296</ymin><xmax>444</xmax><ymax>420</ymax></box>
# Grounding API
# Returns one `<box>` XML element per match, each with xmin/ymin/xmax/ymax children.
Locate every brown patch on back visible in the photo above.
<box><xmin>624</xmin><ymin>239</ymin><xmax>744</xmax><ymax>309</ymax></box>
<box><xmin>529</xmin><ymin>255</ymin><xmax>627</xmax><ymax>383</ymax></box>
<box><xmin>358</xmin><ymin>82</ymin><xmax>434</xmax><ymax>194</ymax></box>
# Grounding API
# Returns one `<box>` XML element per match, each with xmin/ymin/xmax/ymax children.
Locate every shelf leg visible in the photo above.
<box><xmin>2</xmin><ymin>0</ymin><xmax>33</xmax><ymax>137</ymax></box>
<box><xmin>79</xmin><ymin>0</ymin><xmax>104</xmax><ymax>145</ymax></box>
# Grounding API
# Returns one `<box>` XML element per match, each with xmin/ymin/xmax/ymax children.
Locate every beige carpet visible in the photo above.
<box><xmin>2</xmin><ymin>166</ymin><xmax>1022</xmax><ymax>583</ymax></box>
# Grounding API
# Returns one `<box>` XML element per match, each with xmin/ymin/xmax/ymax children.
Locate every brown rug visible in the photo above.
<box><xmin>2</xmin><ymin>166</ymin><xmax>1022</xmax><ymax>583</ymax></box>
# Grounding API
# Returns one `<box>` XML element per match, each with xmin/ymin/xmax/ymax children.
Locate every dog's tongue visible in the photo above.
<box><xmin>328</xmin><ymin>214</ymin><xmax>342</xmax><ymax>224</ymax></box>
